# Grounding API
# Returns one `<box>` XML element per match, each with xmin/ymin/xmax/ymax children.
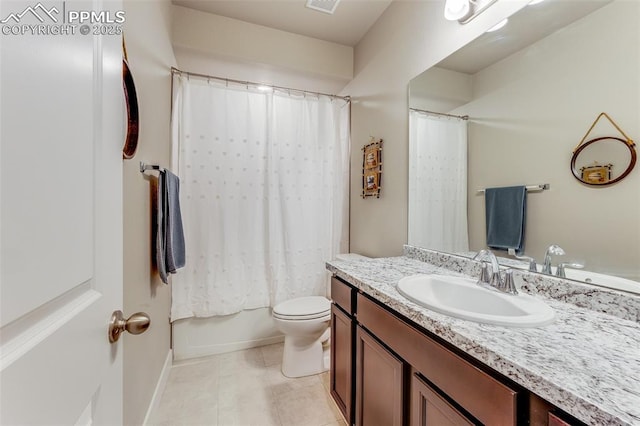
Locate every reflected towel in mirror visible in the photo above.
<box><xmin>485</xmin><ymin>186</ymin><xmax>527</xmax><ymax>255</ymax></box>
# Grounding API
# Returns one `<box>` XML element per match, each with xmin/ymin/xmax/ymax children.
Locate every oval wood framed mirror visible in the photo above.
<box><xmin>570</xmin><ymin>136</ymin><xmax>637</xmax><ymax>186</ymax></box>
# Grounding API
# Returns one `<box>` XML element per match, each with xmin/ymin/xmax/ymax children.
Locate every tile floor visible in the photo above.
<box><xmin>150</xmin><ymin>343</ymin><xmax>347</xmax><ymax>426</ymax></box>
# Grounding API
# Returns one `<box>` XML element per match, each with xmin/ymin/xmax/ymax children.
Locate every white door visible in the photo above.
<box><xmin>1</xmin><ymin>0</ymin><xmax>126</xmax><ymax>424</ymax></box>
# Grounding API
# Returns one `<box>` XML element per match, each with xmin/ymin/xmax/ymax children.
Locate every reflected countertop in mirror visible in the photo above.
<box><xmin>456</xmin><ymin>250</ymin><xmax>640</xmax><ymax>295</ymax></box>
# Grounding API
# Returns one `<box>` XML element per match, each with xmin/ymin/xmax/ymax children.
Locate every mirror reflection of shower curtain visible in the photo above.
<box><xmin>409</xmin><ymin>111</ymin><xmax>469</xmax><ymax>252</ymax></box>
<box><xmin>170</xmin><ymin>75</ymin><xmax>350</xmax><ymax>321</ymax></box>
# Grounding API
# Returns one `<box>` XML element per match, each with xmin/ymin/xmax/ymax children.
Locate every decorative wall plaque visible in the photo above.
<box><xmin>362</xmin><ymin>137</ymin><xmax>383</xmax><ymax>198</ymax></box>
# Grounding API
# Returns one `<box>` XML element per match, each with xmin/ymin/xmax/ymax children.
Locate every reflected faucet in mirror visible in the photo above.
<box><xmin>556</xmin><ymin>262</ymin><xmax>584</xmax><ymax>279</ymax></box>
<box><xmin>542</xmin><ymin>244</ymin><xmax>565</xmax><ymax>275</ymax></box>
<box><xmin>508</xmin><ymin>248</ymin><xmax>537</xmax><ymax>272</ymax></box>
<box><xmin>542</xmin><ymin>244</ymin><xmax>584</xmax><ymax>278</ymax></box>
<box><xmin>514</xmin><ymin>244</ymin><xmax>585</xmax><ymax>279</ymax></box>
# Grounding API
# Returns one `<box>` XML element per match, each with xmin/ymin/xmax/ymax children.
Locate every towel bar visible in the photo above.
<box><xmin>139</xmin><ymin>162</ymin><xmax>164</xmax><ymax>174</ymax></box>
<box><xmin>476</xmin><ymin>184</ymin><xmax>549</xmax><ymax>194</ymax></box>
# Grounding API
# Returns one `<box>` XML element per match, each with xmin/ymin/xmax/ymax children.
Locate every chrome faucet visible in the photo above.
<box><xmin>542</xmin><ymin>244</ymin><xmax>565</xmax><ymax>275</ymax></box>
<box><xmin>473</xmin><ymin>249</ymin><xmax>518</xmax><ymax>295</ymax></box>
<box><xmin>474</xmin><ymin>249</ymin><xmax>501</xmax><ymax>284</ymax></box>
<box><xmin>508</xmin><ymin>248</ymin><xmax>537</xmax><ymax>272</ymax></box>
<box><xmin>556</xmin><ymin>262</ymin><xmax>584</xmax><ymax>278</ymax></box>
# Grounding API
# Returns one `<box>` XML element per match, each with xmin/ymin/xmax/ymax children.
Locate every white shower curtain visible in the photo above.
<box><xmin>170</xmin><ymin>76</ymin><xmax>350</xmax><ymax>321</ymax></box>
<box><xmin>408</xmin><ymin>110</ymin><xmax>469</xmax><ymax>253</ymax></box>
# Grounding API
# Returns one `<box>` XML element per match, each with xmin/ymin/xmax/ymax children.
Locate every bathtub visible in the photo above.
<box><xmin>172</xmin><ymin>308</ymin><xmax>283</xmax><ymax>361</ymax></box>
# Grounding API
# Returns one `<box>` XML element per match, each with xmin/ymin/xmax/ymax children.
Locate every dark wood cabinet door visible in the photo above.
<box><xmin>355</xmin><ymin>326</ymin><xmax>405</xmax><ymax>426</ymax></box>
<box><xmin>411</xmin><ymin>373</ymin><xmax>475</xmax><ymax>426</ymax></box>
<box><xmin>331</xmin><ymin>304</ymin><xmax>353</xmax><ymax>425</ymax></box>
<box><xmin>548</xmin><ymin>412</ymin><xmax>574</xmax><ymax>426</ymax></box>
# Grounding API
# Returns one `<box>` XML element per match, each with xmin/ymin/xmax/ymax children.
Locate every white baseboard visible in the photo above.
<box><xmin>173</xmin><ymin>335</ymin><xmax>284</xmax><ymax>361</ymax></box>
<box><xmin>142</xmin><ymin>349</ymin><xmax>173</xmax><ymax>426</ymax></box>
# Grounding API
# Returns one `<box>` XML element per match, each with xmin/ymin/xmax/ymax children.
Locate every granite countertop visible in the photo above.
<box><xmin>326</xmin><ymin>254</ymin><xmax>640</xmax><ymax>426</ymax></box>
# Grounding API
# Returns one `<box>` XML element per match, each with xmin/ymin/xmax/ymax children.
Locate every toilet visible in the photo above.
<box><xmin>273</xmin><ymin>296</ymin><xmax>331</xmax><ymax>378</ymax></box>
<box><xmin>272</xmin><ymin>253</ymin><xmax>369</xmax><ymax>378</ymax></box>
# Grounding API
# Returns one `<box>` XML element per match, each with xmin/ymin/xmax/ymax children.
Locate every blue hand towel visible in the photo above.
<box><xmin>157</xmin><ymin>169</ymin><xmax>186</xmax><ymax>284</ymax></box>
<box><xmin>485</xmin><ymin>185</ymin><xmax>527</xmax><ymax>255</ymax></box>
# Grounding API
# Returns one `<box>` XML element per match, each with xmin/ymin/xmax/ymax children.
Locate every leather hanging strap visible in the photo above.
<box><xmin>574</xmin><ymin>112</ymin><xmax>635</xmax><ymax>153</ymax></box>
<box><xmin>122</xmin><ymin>36</ymin><xmax>139</xmax><ymax>160</ymax></box>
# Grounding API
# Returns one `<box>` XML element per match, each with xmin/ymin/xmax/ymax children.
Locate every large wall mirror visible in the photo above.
<box><xmin>408</xmin><ymin>0</ymin><xmax>640</xmax><ymax>294</ymax></box>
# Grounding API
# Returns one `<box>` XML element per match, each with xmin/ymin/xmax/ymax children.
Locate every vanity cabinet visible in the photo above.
<box><xmin>330</xmin><ymin>277</ymin><xmax>356</xmax><ymax>425</ymax></box>
<box><xmin>357</xmin><ymin>293</ymin><xmax>518</xmax><ymax>425</ymax></box>
<box><xmin>355</xmin><ymin>326</ymin><xmax>405</xmax><ymax>426</ymax></box>
<box><xmin>329</xmin><ymin>275</ymin><xmax>584</xmax><ymax>426</ymax></box>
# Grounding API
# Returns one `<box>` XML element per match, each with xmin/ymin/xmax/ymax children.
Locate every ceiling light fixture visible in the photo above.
<box><xmin>443</xmin><ymin>0</ymin><xmax>470</xmax><ymax>21</ymax></box>
<box><xmin>486</xmin><ymin>18</ymin><xmax>508</xmax><ymax>32</ymax></box>
<box><xmin>305</xmin><ymin>0</ymin><xmax>341</xmax><ymax>15</ymax></box>
<box><xmin>444</xmin><ymin>0</ymin><xmax>499</xmax><ymax>24</ymax></box>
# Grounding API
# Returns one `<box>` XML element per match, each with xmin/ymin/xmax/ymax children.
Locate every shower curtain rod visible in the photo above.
<box><xmin>171</xmin><ymin>67</ymin><xmax>351</xmax><ymax>102</ymax></box>
<box><xmin>410</xmin><ymin>107</ymin><xmax>469</xmax><ymax>121</ymax></box>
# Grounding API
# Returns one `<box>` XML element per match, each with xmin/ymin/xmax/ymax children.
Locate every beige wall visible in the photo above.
<box><xmin>172</xmin><ymin>4</ymin><xmax>353</xmax><ymax>92</ymax></box>
<box><xmin>409</xmin><ymin>67</ymin><xmax>473</xmax><ymax>112</ymax></box>
<box><xmin>344</xmin><ymin>1</ymin><xmax>528</xmax><ymax>257</ymax></box>
<box><xmin>122</xmin><ymin>0</ymin><xmax>176</xmax><ymax>424</ymax></box>
<box><xmin>456</xmin><ymin>1</ymin><xmax>639</xmax><ymax>280</ymax></box>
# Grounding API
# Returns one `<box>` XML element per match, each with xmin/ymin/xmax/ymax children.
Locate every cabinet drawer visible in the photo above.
<box><xmin>358</xmin><ymin>294</ymin><xmax>518</xmax><ymax>426</ymax></box>
<box><xmin>331</xmin><ymin>276</ymin><xmax>355</xmax><ymax>315</ymax></box>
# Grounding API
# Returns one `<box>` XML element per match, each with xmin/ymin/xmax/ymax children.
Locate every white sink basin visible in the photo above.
<box><xmin>397</xmin><ymin>274</ymin><xmax>555</xmax><ymax>327</ymax></box>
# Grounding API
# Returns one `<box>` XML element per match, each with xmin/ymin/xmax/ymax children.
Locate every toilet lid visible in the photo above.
<box><xmin>273</xmin><ymin>296</ymin><xmax>331</xmax><ymax>319</ymax></box>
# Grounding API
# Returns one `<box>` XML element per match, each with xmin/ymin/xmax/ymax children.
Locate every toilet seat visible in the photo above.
<box><xmin>273</xmin><ymin>311</ymin><xmax>331</xmax><ymax>321</ymax></box>
<box><xmin>273</xmin><ymin>296</ymin><xmax>330</xmax><ymax>321</ymax></box>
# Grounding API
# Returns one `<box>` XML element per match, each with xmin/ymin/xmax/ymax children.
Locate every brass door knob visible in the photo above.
<box><xmin>108</xmin><ymin>310</ymin><xmax>150</xmax><ymax>343</ymax></box>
